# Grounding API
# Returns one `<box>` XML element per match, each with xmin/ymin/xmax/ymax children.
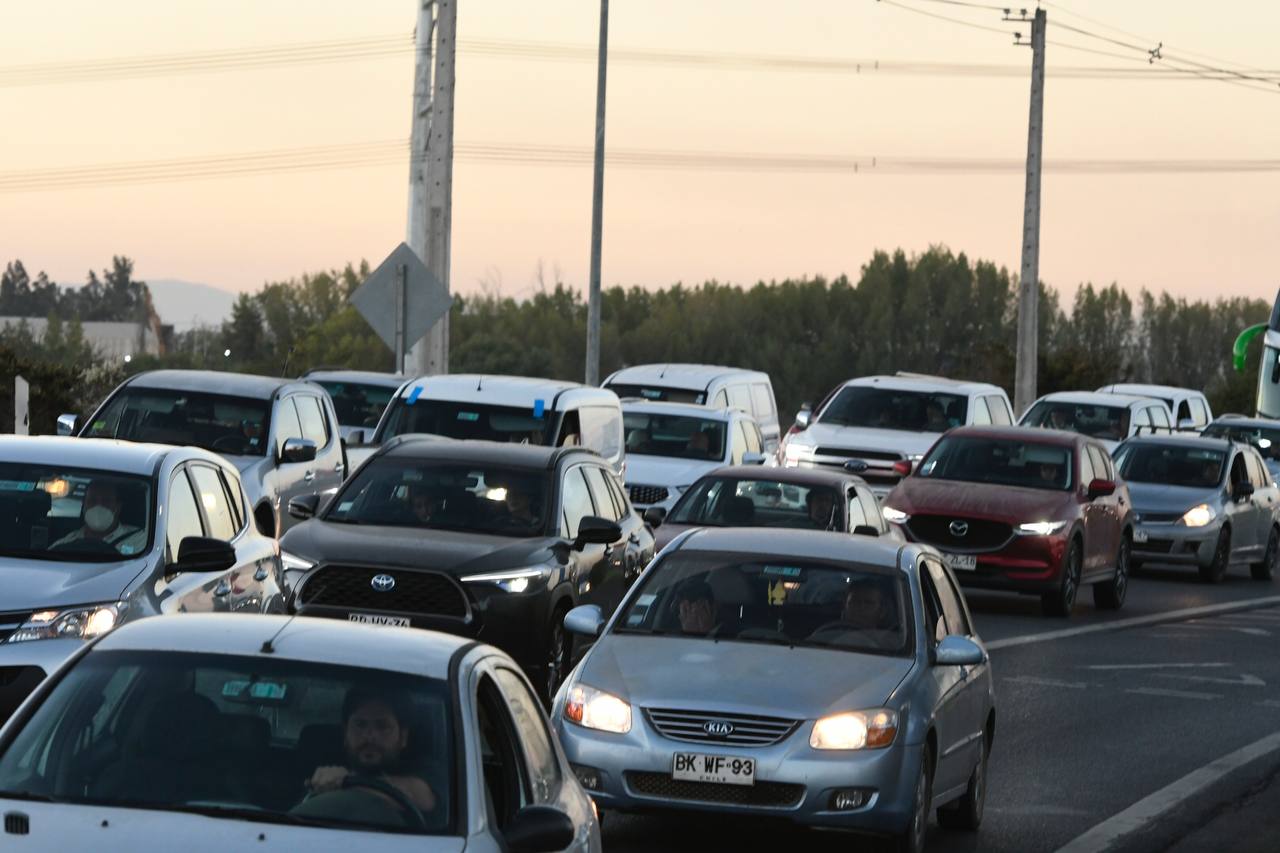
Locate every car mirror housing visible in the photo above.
<box><xmin>288</xmin><ymin>494</ymin><xmax>321</xmax><ymax>520</ymax></box>
<box><xmin>794</xmin><ymin>407</ymin><xmax>812</xmax><ymax>430</ymax></box>
<box><xmin>642</xmin><ymin>506</ymin><xmax>667</xmax><ymax>528</ymax></box>
<box><xmin>576</xmin><ymin>515</ymin><xmax>622</xmax><ymax>546</ymax></box>
<box><xmin>347</xmin><ymin>429</ymin><xmax>366</xmax><ymax>445</ymax></box>
<box><xmin>503</xmin><ymin>805</ymin><xmax>576</xmax><ymax>853</ymax></box>
<box><xmin>1235</xmin><ymin>480</ymin><xmax>1256</xmax><ymax>501</ymax></box>
<box><xmin>564</xmin><ymin>604</ymin><xmax>605</xmax><ymax>637</ymax></box>
<box><xmin>57</xmin><ymin>414</ymin><xmax>79</xmax><ymax>436</ymax></box>
<box><xmin>280</xmin><ymin>437</ymin><xmax>318</xmax><ymax>465</ymax></box>
<box><xmin>852</xmin><ymin>525</ymin><xmax>880</xmax><ymax>537</ymax></box>
<box><xmin>1087</xmin><ymin>478</ymin><xmax>1116</xmax><ymax>500</ymax></box>
<box><xmin>934</xmin><ymin>635</ymin><xmax>984</xmax><ymax>667</ymax></box>
<box><xmin>172</xmin><ymin>536</ymin><xmax>236</xmax><ymax>574</ymax></box>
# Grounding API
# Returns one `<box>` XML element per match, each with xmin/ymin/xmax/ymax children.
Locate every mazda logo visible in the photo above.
<box><xmin>703</xmin><ymin>720</ymin><xmax>735</xmax><ymax>737</ymax></box>
<box><xmin>949</xmin><ymin>520</ymin><xmax>969</xmax><ymax>537</ymax></box>
<box><xmin>370</xmin><ymin>573</ymin><xmax>397</xmax><ymax>592</ymax></box>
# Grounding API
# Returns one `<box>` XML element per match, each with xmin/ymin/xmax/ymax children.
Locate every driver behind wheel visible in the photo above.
<box><xmin>841</xmin><ymin>579</ymin><xmax>896</xmax><ymax>632</ymax></box>
<box><xmin>303</xmin><ymin>688</ymin><xmax>436</xmax><ymax>815</ymax></box>
<box><xmin>51</xmin><ymin>479</ymin><xmax>146</xmax><ymax>554</ymax></box>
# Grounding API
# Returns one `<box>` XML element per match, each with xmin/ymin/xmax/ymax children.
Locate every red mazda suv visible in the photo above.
<box><xmin>882</xmin><ymin>426</ymin><xmax>1133</xmax><ymax>617</ymax></box>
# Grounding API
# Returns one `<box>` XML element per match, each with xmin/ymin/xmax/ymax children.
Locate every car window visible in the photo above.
<box><xmin>742</xmin><ymin>420</ymin><xmax>762</xmax><ymax>454</ymax></box>
<box><xmin>1079</xmin><ymin>447</ymin><xmax>1097</xmax><ymax>487</ymax></box>
<box><xmin>221</xmin><ymin>469</ymin><xmax>245</xmax><ymax>531</ymax></box>
<box><xmin>727</xmin><ymin>385</ymin><xmax>752</xmax><ymax>413</ymax></box>
<box><xmin>582</xmin><ymin>466</ymin><xmax>622</xmax><ymax>523</ymax></box>
<box><xmin>166</xmin><ymin>471</ymin><xmax>205</xmax><ymax>561</ymax></box>
<box><xmin>605</xmin><ymin>472</ymin><xmax>631</xmax><ymax>519</ymax></box>
<box><xmin>858</xmin><ymin>490</ymin><xmax>883</xmax><ymax>533</ymax></box>
<box><xmin>750</xmin><ymin>383</ymin><xmax>776</xmax><ymax>419</ymax></box>
<box><xmin>971</xmin><ymin>397</ymin><xmax>992</xmax><ymax>425</ymax></box>
<box><xmin>1247</xmin><ymin>451</ymin><xmax>1271</xmax><ymax>489</ymax></box>
<box><xmin>728</xmin><ymin>422</ymin><xmax>749</xmax><ymax>464</ymax></box>
<box><xmin>1176</xmin><ymin>400</ymin><xmax>1192</xmax><ymax>423</ymax></box>
<box><xmin>86</xmin><ymin>389</ymin><xmax>271</xmax><ymax>457</ymax></box>
<box><xmin>712</xmin><ymin>389</ymin><xmax>729</xmax><ymax>408</ymax></box>
<box><xmin>988</xmin><ymin>396</ymin><xmax>1013</xmax><ymax>425</ymax></box>
<box><xmin>560</xmin><ymin>467</ymin><xmax>596</xmax><ymax>539</ymax></box>
<box><xmin>275</xmin><ymin>399</ymin><xmax>305</xmax><ymax>457</ymax></box>
<box><xmin>579</xmin><ymin>406</ymin><xmax>622</xmax><ymax>464</ymax></box>
<box><xmin>1190</xmin><ymin>398</ymin><xmax>1209</xmax><ymax>425</ymax></box>
<box><xmin>189</xmin><ymin>465</ymin><xmax>237</xmax><ymax>541</ymax></box>
<box><xmin>1134</xmin><ymin>407</ymin><xmax>1152</xmax><ymax>430</ymax></box>
<box><xmin>1230</xmin><ymin>453</ymin><xmax>1250</xmax><ymax>490</ymax></box>
<box><xmin>1150</xmin><ymin>406</ymin><xmax>1171</xmax><ymax>428</ymax></box>
<box><xmin>924</xmin><ymin>559</ymin><xmax>970</xmax><ymax>636</ymax></box>
<box><xmin>1087</xmin><ymin>446</ymin><xmax>1112</xmax><ymax>483</ymax></box>
<box><xmin>846</xmin><ymin>491</ymin><xmax>868</xmax><ymax>530</ymax></box>
<box><xmin>918</xmin><ymin>565</ymin><xmax>947</xmax><ymax>645</ymax></box>
<box><xmin>493</xmin><ymin>668</ymin><xmax>560</xmax><ymax>802</ymax></box>
<box><xmin>476</xmin><ymin>673</ymin><xmax>529</xmax><ymax>828</ymax></box>
<box><xmin>295</xmin><ymin>395</ymin><xmax>330</xmax><ymax>447</ymax></box>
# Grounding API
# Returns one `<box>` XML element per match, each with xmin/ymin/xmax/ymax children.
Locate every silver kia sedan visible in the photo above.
<box><xmin>551</xmin><ymin>528</ymin><xmax>994</xmax><ymax>853</ymax></box>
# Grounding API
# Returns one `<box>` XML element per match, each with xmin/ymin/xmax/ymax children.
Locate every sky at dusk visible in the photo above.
<box><xmin>1</xmin><ymin>0</ymin><xmax>1278</xmax><ymax>307</ymax></box>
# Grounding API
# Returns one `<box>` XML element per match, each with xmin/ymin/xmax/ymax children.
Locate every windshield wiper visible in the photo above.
<box><xmin>165</xmin><ymin>803</ymin><xmax>336</xmax><ymax>828</ymax></box>
<box><xmin>0</xmin><ymin>790</ymin><xmax>63</xmax><ymax>803</ymax></box>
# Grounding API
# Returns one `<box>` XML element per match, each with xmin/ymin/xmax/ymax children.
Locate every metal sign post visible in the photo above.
<box><xmin>351</xmin><ymin>242</ymin><xmax>453</xmax><ymax>375</ymax></box>
<box><xmin>14</xmin><ymin>375</ymin><xmax>28</xmax><ymax>435</ymax></box>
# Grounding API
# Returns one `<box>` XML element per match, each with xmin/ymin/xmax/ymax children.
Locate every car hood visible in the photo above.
<box><xmin>1126</xmin><ymin>481</ymin><xmax>1222</xmax><ymax>515</ymax></box>
<box><xmin>797</xmin><ymin>423</ymin><xmax>939</xmax><ymax>457</ymax></box>
<box><xmin>625</xmin><ymin>455</ymin><xmax>719</xmax><ymax>489</ymax></box>
<box><xmin>0</xmin><ymin>555</ymin><xmax>150</xmax><ymax>611</ymax></box>
<box><xmin>580</xmin><ymin>634</ymin><xmax>915</xmax><ymax>717</ymax></box>
<box><xmin>888</xmin><ymin>477</ymin><xmax>1072</xmax><ymax>522</ymax></box>
<box><xmin>653</xmin><ymin>522</ymin><xmax>696</xmax><ymax>551</ymax></box>
<box><xmin>280</xmin><ymin>520</ymin><xmax>560</xmax><ymax>577</ymax></box>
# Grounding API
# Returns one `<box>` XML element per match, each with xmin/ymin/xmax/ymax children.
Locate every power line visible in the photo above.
<box><xmin>876</xmin><ymin>0</ymin><xmax>1017</xmax><ymax>36</ymax></box>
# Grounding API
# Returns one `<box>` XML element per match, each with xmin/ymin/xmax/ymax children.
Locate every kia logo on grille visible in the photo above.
<box><xmin>370</xmin><ymin>574</ymin><xmax>397</xmax><ymax>592</ymax></box>
<box><xmin>949</xmin><ymin>520</ymin><xmax>970</xmax><ymax>537</ymax></box>
<box><xmin>704</xmin><ymin>720</ymin><xmax>735</xmax><ymax>736</ymax></box>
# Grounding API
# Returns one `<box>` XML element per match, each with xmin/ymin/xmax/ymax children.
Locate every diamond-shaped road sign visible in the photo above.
<box><xmin>349</xmin><ymin>242</ymin><xmax>452</xmax><ymax>356</ymax></box>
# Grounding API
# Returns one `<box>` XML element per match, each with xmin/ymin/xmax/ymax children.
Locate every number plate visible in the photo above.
<box><xmin>944</xmin><ymin>553</ymin><xmax>978</xmax><ymax>571</ymax></box>
<box><xmin>1133</xmin><ymin>529</ymin><xmax>1149</xmax><ymax>544</ymax></box>
<box><xmin>672</xmin><ymin>753</ymin><xmax>755</xmax><ymax>786</ymax></box>
<box><xmin>348</xmin><ymin>613</ymin><xmax>411</xmax><ymax>627</ymax></box>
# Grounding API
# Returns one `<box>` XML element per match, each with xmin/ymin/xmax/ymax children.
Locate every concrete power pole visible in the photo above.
<box><xmin>406</xmin><ymin>0</ymin><xmax>456</xmax><ymax>377</ymax></box>
<box><xmin>1013</xmin><ymin>7</ymin><xmax>1046</xmax><ymax>416</ymax></box>
<box><xmin>584</xmin><ymin>0</ymin><xmax>609</xmax><ymax>386</ymax></box>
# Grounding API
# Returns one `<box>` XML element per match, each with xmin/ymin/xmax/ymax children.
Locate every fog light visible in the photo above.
<box><xmin>831</xmin><ymin>788</ymin><xmax>874</xmax><ymax>810</ymax></box>
<box><xmin>571</xmin><ymin>763</ymin><xmax>603</xmax><ymax>791</ymax></box>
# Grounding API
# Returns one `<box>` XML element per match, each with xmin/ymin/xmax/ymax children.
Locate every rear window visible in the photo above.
<box><xmin>1022</xmin><ymin>400</ymin><xmax>1130</xmax><ymax>442</ymax></box>
<box><xmin>380</xmin><ymin>399</ymin><xmax>557</xmax><ymax>446</ymax></box>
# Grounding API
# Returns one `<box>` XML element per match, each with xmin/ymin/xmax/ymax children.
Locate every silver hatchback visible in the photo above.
<box><xmin>551</xmin><ymin>528</ymin><xmax>994</xmax><ymax>853</ymax></box>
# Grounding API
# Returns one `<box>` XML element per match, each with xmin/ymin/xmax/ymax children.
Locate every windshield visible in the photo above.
<box><xmin>819</xmin><ymin>386</ymin><xmax>967</xmax><ymax>432</ymax></box>
<box><xmin>1115</xmin><ymin>444</ymin><xmax>1225</xmax><ymax>488</ymax></box>
<box><xmin>0</xmin><ymin>464</ymin><xmax>153</xmax><ymax>562</ymax></box>
<box><xmin>919</xmin><ymin>435</ymin><xmax>1074</xmax><ymax>491</ymax></box>
<box><xmin>315</xmin><ymin>382</ymin><xmax>397</xmax><ymax>430</ymax></box>
<box><xmin>1023</xmin><ymin>401</ymin><xmax>1131</xmax><ymax>441</ymax></box>
<box><xmin>624</xmin><ymin>411</ymin><xmax>726</xmax><ymax>461</ymax></box>
<box><xmin>1203</xmin><ymin>424</ymin><xmax>1280</xmax><ymax>463</ymax></box>
<box><xmin>380</xmin><ymin>399</ymin><xmax>557</xmax><ymax>445</ymax></box>
<box><xmin>606</xmin><ymin>383</ymin><xmax>705</xmax><ymax>404</ymax></box>
<box><xmin>85</xmin><ymin>389</ymin><xmax>271</xmax><ymax>457</ymax></box>
<box><xmin>0</xmin><ymin>650</ymin><xmax>455</xmax><ymax>835</ymax></box>
<box><xmin>615</xmin><ymin>551</ymin><xmax>912</xmax><ymax>656</ymax></box>
<box><xmin>326</xmin><ymin>459</ymin><xmax>550</xmax><ymax>537</ymax></box>
<box><xmin>669</xmin><ymin>477</ymin><xmax>843</xmax><ymax>531</ymax></box>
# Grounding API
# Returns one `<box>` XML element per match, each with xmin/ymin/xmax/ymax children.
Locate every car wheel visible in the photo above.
<box><xmin>896</xmin><ymin>748</ymin><xmax>933</xmax><ymax>853</ymax></box>
<box><xmin>938</xmin><ymin>733</ymin><xmax>988</xmax><ymax>831</ymax></box>
<box><xmin>1199</xmin><ymin>527</ymin><xmax>1230</xmax><ymax>584</ymax></box>
<box><xmin>1093</xmin><ymin>535</ymin><xmax>1130</xmax><ymax>610</ymax></box>
<box><xmin>1251</xmin><ymin>527</ymin><xmax>1278</xmax><ymax>581</ymax></box>
<box><xmin>1042</xmin><ymin>539</ymin><xmax>1082</xmax><ymax>618</ymax></box>
<box><xmin>542</xmin><ymin>604</ymin><xmax>573</xmax><ymax>705</ymax></box>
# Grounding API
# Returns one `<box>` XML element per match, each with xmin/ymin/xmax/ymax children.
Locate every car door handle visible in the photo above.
<box><xmin>214</xmin><ymin>579</ymin><xmax>232</xmax><ymax>597</ymax></box>
<box><xmin>628</xmin><ymin>532</ymin><xmax>640</xmax><ymax>546</ymax></box>
<box><xmin>303</xmin><ymin>470</ymin><xmax>315</xmax><ymax>483</ymax></box>
<box><xmin>254</xmin><ymin>565</ymin><xmax>270</xmax><ymax>582</ymax></box>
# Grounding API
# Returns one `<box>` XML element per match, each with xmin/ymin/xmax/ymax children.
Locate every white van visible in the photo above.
<box><xmin>1096</xmin><ymin>383</ymin><xmax>1213</xmax><ymax>430</ymax></box>
<box><xmin>603</xmin><ymin>363</ymin><xmax>782</xmax><ymax>453</ymax></box>
<box><xmin>365</xmin><ymin>374</ymin><xmax>625</xmax><ymax>474</ymax></box>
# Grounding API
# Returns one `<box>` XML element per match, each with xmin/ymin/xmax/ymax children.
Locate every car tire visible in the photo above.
<box><xmin>1199</xmin><ymin>527</ymin><xmax>1230</xmax><ymax>584</ymax></box>
<box><xmin>541</xmin><ymin>603</ymin><xmax>573</xmax><ymax>706</ymax></box>
<box><xmin>937</xmin><ymin>733</ymin><xmax>987</xmax><ymax>831</ymax></box>
<box><xmin>1093</xmin><ymin>535</ymin><xmax>1130</xmax><ymax>610</ymax></box>
<box><xmin>1252</xmin><ymin>527</ymin><xmax>1279</xmax><ymax>581</ymax></box>
<box><xmin>1042</xmin><ymin>539</ymin><xmax>1082</xmax><ymax>618</ymax></box>
<box><xmin>896</xmin><ymin>747</ymin><xmax>933</xmax><ymax>853</ymax></box>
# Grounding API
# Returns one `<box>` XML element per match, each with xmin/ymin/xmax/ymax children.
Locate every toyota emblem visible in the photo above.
<box><xmin>370</xmin><ymin>573</ymin><xmax>397</xmax><ymax>592</ymax></box>
<box><xmin>703</xmin><ymin>720</ymin><xmax>735</xmax><ymax>737</ymax></box>
<box><xmin>949</xmin><ymin>520</ymin><xmax>970</xmax><ymax>537</ymax></box>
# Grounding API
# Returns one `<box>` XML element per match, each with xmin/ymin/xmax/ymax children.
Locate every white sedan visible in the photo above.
<box><xmin>0</xmin><ymin>614</ymin><xmax>599</xmax><ymax>852</ymax></box>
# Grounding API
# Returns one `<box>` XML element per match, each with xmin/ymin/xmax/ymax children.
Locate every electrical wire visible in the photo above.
<box><xmin>876</xmin><ymin>0</ymin><xmax>1018</xmax><ymax>36</ymax></box>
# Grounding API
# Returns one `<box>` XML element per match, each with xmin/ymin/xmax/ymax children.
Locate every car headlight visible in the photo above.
<box><xmin>811</xmin><ymin>709</ymin><xmax>899</xmax><ymax>750</ymax></box>
<box><xmin>1016</xmin><ymin>520</ymin><xmax>1069</xmax><ymax>536</ymax></box>
<box><xmin>280</xmin><ymin>550</ymin><xmax>315</xmax><ymax>572</ymax></box>
<box><xmin>1180</xmin><ymin>504</ymin><xmax>1216</xmax><ymax>528</ymax></box>
<box><xmin>564</xmin><ymin>683</ymin><xmax>632</xmax><ymax>734</ymax></box>
<box><xmin>783</xmin><ymin>441</ymin><xmax>812</xmax><ymax>466</ymax></box>
<box><xmin>7</xmin><ymin>603</ymin><xmax>124</xmax><ymax>643</ymax></box>
<box><xmin>882</xmin><ymin>506</ymin><xmax>909</xmax><ymax>524</ymax></box>
<box><xmin>462</xmin><ymin>565</ymin><xmax>553</xmax><ymax>594</ymax></box>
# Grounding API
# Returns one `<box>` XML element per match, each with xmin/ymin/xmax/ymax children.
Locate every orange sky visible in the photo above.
<box><xmin>1</xmin><ymin>0</ymin><xmax>1278</xmax><ymax>307</ymax></box>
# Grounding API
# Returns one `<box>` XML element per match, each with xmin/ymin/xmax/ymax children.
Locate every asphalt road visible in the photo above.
<box><xmin>602</xmin><ymin>566</ymin><xmax>1280</xmax><ymax>853</ymax></box>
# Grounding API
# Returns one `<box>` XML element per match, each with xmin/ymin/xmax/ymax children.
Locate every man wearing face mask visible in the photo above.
<box><xmin>52</xmin><ymin>480</ymin><xmax>146</xmax><ymax>555</ymax></box>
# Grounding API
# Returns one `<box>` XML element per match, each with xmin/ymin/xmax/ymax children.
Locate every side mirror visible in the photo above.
<box><xmin>172</xmin><ymin>536</ymin><xmax>236</xmax><ymax>574</ymax></box>
<box><xmin>642</xmin><ymin>506</ymin><xmax>667</xmax><ymax>528</ymax></box>
<box><xmin>503</xmin><ymin>805</ymin><xmax>576</xmax><ymax>853</ymax></box>
<box><xmin>288</xmin><ymin>494</ymin><xmax>321</xmax><ymax>520</ymax></box>
<box><xmin>564</xmin><ymin>604</ymin><xmax>605</xmax><ymax>637</ymax></box>
<box><xmin>1087</xmin><ymin>478</ymin><xmax>1116</xmax><ymax>500</ymax></box>
<box><xmin>1177</xmin><ymin>418</ymin><xmax>1195</xmax><ymax>430</ymax></box>
<box><xmin>576</xmin><ymin>515</ymin><xmax>622</xmax><ymax>546</ymax></box>
<box><xmin>1235</xmin><ymin>480</ymin><xmax>1256</xmax><ymax>501</ymax></box>
<box><xmin>852</xmin><ymin>525</ymin><xmax>880</xmax><ymax>537</ymax></box>
<box><xmin>347</xmin><ymin>429</ymin><xmax>366</xmax><ymax>445</ymax></box>
<box><xmin>934</xmin><ymin>635</ymin><xmax>984</xmax><ymax>667</ymax></box>
<box><xmin>742</xmin><ymin>451</ymin><xmax>767</xmax><ymax>466</ymax></box>
<box><xmin>794</xmin><ymin>406</ymin><xmax>813</xmax><ymax>431</ymax></box>
<box><xmin>280</xmin><ymin>437</ymin><xmax>317</xmax><ymax>464</ymax></box>
<box><xmin>57</xmin><ymin>414</ymin><xmax>79</xmax><ymax>436</ymax></box>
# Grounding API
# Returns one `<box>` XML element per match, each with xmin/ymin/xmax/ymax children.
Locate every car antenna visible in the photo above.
<box><xmin>280</xmin><ymin>345</ymin><xmax>296</xmax><ymax>378</ymax></box>
<box><xmin>476</xmin><ymin>375</ymin><xmax>484</xmax><ymax>392</ymax></box>
<box><xmin>260</xmin><ymin>612</ymin><xmax>300</xmax><ymax>654</ymax></box>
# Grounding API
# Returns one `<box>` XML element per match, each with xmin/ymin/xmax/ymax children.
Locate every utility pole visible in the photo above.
<box><xmin>584</xmin><ymin>0</ymin><xmax>609</xmax><ymax>386</ymax></box>
<box><xmin>1013</xmin><ymin>7</ymin><xmax>1046</xmax><ymax>416</ymax></box>
<box><xmin>406</xmin><ymin>0</ymin><xmax>456</xmax><ymax>377</ymax></box>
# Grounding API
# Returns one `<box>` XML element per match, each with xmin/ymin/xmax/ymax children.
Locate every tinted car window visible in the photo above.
<box><xmin>919</xmin><ymin>436</ymin><xmax>1074</xmax><ymax>491</ymax></box>
<box><xmin>295</xmin><ymin>395</ymin><xmax>330</xmax><ymax>447</ymax></box>
<box><xmin>623</xmin><ymin>411</ymin><xmax>727</xmax><ymax>461</ymax></box>
<box><xmin>560</xmin><ymin>467</ymin><xmax>596</xmax><ymax>539</ymax></box>
<box><xmin>1202</xmin><ymin>424</ymin><xmax>1280</xmax><ymax>461</ymax></box>
<box><xmin>0</xmin><ymin>464</ymin><xmax>153</xmax><ymax>562</ymax></box>
<box><xmin>1114</xmin><ymin>444</ymin><xmax>1225</xmax><ymax>488</ymax></box>
<box><xmin>670</xmin><ymin>477</ymin><xmax>840</xmax><ymax>531</ymax></box>
<box><xmin>190</xmin><ymin>465</ymin><xmax>237</xmax><ymax>541</ymax></box>
<box><xmin>582</xmin><ymin>466</ymin><xmax>622</xmax><ymax>523</ymax></box>
<box><xmin>166</xmin><ymin>472</ymin><xmax>205</xmax><ymax>560</ymax></box>
<box><xmin>87</xmin><ymin>389</ymin><xmax>270</xmax><ymax>457</ymax></box>
<box><xmin>579</xmin><ymin>406</ymin><xmax>622</xmax><ymax>463</ymax></box>
<box><xmin>925</xmin><ymin>559</ymin><xmax>970</xmax><ymax>635</ymax></box>
<box><xmin>918</xmin><ymin>566</ymin><xmax>947</xmax><ymax>645</ymax></box>
<box><xmin>381</xmin><ymin>399</ymin><xmax>557</xmax><ymax>445</ymax></box>
<box><xmin>314</xmin><ymin>381</ymin><xmax>396</xmax><ymax>429</ymax></box>
<box><xmin>605</xmin><ymin>384</ymin><xmax>705</xmax><ymax>404</ymax></box>
<box><xmin>820</xmin><ymin>386</ymin><xmax>967</xmax><ymax>433</ymax></box>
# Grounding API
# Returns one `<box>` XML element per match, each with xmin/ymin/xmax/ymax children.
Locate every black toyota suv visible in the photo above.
<box><xmin>279</xmin><ymin>436</ymin><xmax>655</xmax><ymax>701</ymax></box>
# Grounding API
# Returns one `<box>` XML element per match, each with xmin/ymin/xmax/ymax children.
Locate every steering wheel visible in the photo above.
<box><xmin>212</xmin><ymin>435</ymin><xmax>250</xmax><ymax>454</ymax></box>
<box><xmin>806</xmin><ymin>622</ymin><xmax>880</xmax><ymax>645</ymax></box>
<box><xmin>341</xmin><ymin>774</ymin><xmax>428</xmax><ymax>831</ymax></box>
<box><xmin>49</xmin><ymin>537</ymin><xmax>121</xmax><ymax>555</ymax></box>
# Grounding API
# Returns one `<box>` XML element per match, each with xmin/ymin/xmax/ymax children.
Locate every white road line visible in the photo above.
<box><xmin>1054</xmin><ymin>730</ymin><xmax>1280</xmax><ymax>853</ymax></box>
<box><xmin>1004</xmin><ymin>676</ymin><xmax>1088</xmax><ymax>689</ymax></box>
<box><xmin>1156</xmin><ymin>673</ymin><xmax>1265</xmax><ymax>688</ymax></box>
<box><xmin>1085</xmin><ymin>663</ymin><xmax>1229</xmax><ymax>671</ymax></box>
<box><xmin>1260</xmin><ymin>700</ymin><xmax>1280</xmax><ymax>709</ymax></box>
<box><xmin>986</xmin><ymin>596</ymin><xmax>1280</xmax><ymax>651</ymax></box>
<box><xmin>1125</xmin><ymin>687</ymin><xmax>1221</xmax><ymax>701</ymax></box>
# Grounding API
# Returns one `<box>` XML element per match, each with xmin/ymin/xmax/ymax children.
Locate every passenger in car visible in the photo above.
<box><xmin>675</xmin><ymin>579</ymin><xmax>717</xmax><ymax>635</ymax></box>
<box><xmin>841</xmin><ymin>580</ymin><xmax>897</xmax><ymax>633</ymax></box>
<box><xmin>50</xmin><ymin>480</ymin><xmax>146</xmax><ymax>554</ymax></box>
<box><xmin>806</xmin><ymin>490</ymin><xmax>838</xmax><ymax>530</ymax></box>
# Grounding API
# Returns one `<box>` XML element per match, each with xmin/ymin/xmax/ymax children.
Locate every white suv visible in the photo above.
<box><xmin>780</xmin><ymin>373</ymin><xmax>1013</xmax><ymax>497</ymax></box>
<box><xmin>621</xmin><ymin>400</ymin><xmax>766</xmax><ymax>513</ymax></box>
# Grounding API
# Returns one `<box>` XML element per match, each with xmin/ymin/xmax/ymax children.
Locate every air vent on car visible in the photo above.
<box><xmin>4</xmin><ymin>812</ymin><xmax>30</xmax><ymax>835</ymax></box>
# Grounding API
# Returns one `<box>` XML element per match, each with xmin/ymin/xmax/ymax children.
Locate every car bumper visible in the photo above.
<box><xmin>0</xmin><ymin>638</ymin><xmax>84</xmax><ymax>722</ymax></box>
<box><xmin>897</xmin><ymin>528</ymin><xmax>1069</xmax><ymax>593</ymax></box>
<box><xmin>1132</xmin><ymin>522</ymin><xmax>1217</xmax><ymax>567</ymax></box>
<box><xmin>554</xmin><ymin>717</ymin><xmax>921</xmax><ymax>834</ymax></box>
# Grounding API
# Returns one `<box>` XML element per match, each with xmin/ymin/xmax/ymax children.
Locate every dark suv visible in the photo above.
<box><xmin>882</xmin><ymin>426</ymin><xmax>1134</xmax><ymax>617</ymax></box>
<box><xmin>279</xmin><ymin>437</ymin><xmax>655</xmax><ymax>700</ymax></box>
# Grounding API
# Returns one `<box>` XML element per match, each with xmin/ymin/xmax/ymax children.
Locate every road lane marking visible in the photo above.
<box><xmin>1258</xmin><ymin>700</ymin><xmax>1280</xmax><ymax>709</ymax></box>
<box><xmin>986</xmin><ymin>598</ymin><xmax>1280</xmax><ymax>650</ymax></box>
<box><xmin>1155</xmin><ymin>672</ymin><xmax>1265</xmax><ymax>687</ymax></box>
<box><xmin>1085</xmin><ymin>663</ymin><xmax>1229</xmax><ymax>671</ymax></box>
<box><xmin>1004</xmin><ymin>676</ymin><xmax>1088</xmax><ymax>689</ymax></box>
<box><xmin>1179</xmin><ymin>623</ymin><xmax>1270</xmax><ymax>636</ymax></box>
<box><xmin>1125</xmin><ymin>687</ymin><xmax>1220</xmax><ymax>701</ymax></box>
<box><xmin>1054</xmin><ymin>730</ymin><xmax>1280</xmax><ymax>853</ymax></box>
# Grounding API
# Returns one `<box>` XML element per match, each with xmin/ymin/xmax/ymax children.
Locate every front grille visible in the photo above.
<box><xmin>629</xmin><ymin>485</ymin><xmax>669</xmax><ymax>505</ymax></box>
<box><xmin>626</xmin><ymin>772</ymin><xmax>804</xmax><ymax>808</ymax></box>
<box><xmin>297</xmin><ymin>565</ymin><xmax>468</xmax><ymax>619</ymax></box>
<box><xmin>814</xmin><ymin>447</ymin><xmax>902</xmax><ymax>462</ymax></box>
<box><xmin>0</xmin><ymin>611</ymin><xmax>29</xmax><ymax>644</ymax></box>
<box><xmin>1137</xmin><ymin>512</ymin><xmax>1182</xmax><ymax>523</ymax></box>
<box><xmin>1137</xmin><ymin>539</ymin><xmax>1174</xmax><ymax>554</ymax></box>
<box><xmin>645</xmin><ymin>708</ymin><xmax>800</xmax><ymax>747</ymax></box>
<box><xmin>907</xmin><ymin>515</ymin><xmax>1013</xmax><ymax>552</ymax></box>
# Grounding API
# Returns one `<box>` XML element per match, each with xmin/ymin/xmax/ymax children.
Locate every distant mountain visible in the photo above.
<box><xmin>147</xmin><ymin>279</ymin><xmax>238</xmax><ymax>330</ymax></box>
